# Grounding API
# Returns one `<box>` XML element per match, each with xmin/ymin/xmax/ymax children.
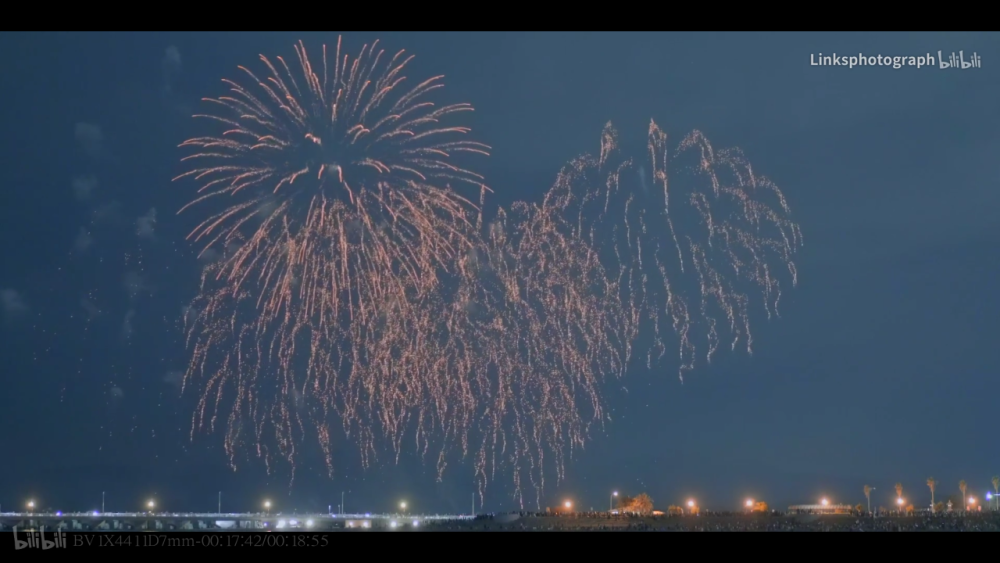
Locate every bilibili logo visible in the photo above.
<box><xmin>12</xmin><ymin>526</ymin><xmax>67</xmax><ymax>550</ymax></box>
<box><xmin>938</xmin><ymin>50</ymin><xmax>981</xmax><ymax>69</ymax></box>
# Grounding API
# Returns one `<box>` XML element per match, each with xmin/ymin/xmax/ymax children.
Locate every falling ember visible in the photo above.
<box><xmin>448</xmin><ymin>198</ymin><xmax>632</xmax><ymax>509</ymax></box>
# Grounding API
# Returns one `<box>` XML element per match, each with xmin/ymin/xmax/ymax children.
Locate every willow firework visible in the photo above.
<box><xmin>444</xmin><ymin>194</ymin><xmax>632</xmax><ymax>507</ymax></box>
<box><xmin>176</xmin><ymin>39</ymin><xmax>489</xmax><ymax>476</ymax></box>
<box><xmin>556</xmin><ymin>120</ymin><xmax>803</xmax><ymax>381</ymax></box>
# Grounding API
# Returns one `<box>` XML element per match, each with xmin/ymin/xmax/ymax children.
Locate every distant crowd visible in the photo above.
<box><xmin>421</xmin><ymin>511</ymin><xmax>1000</xmax><ymax>531</ymax></box>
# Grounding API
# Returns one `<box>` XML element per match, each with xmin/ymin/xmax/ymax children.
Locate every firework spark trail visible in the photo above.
<box><xmin>550</xmin><ymin>120</ymin><xmax>802</xmax><ymax>382</ymax></box>
<box><xmin>177</xmin><ymin>38</ymin><xmax>491</xmax><ymax>479</ymax></box>
<box><xmin>439</xmin><ymin>190</ymin><xmax>632</xmax><ymax>507</ymax></box>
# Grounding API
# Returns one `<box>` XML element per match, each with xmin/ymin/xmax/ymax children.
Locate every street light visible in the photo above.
<box><xmin>147</xmin><ymin>500</ymin><xmax>155</xmax><ymax>510</ymax></box>
<box><xmin>687</xmin><ymin>500</ymin><xmax>695</xmax><ymax>508</ymax></box>
<box><xmin>821</xmin><ymin>498</ymin><xmax>829</xmax><ymax>506</ymax></box>
<box><xmin>611</xmin><ymin>491</ymin><xmax>618</xmax><ymax>512</ymax></box>
<box><xmin>896</xmin><ymin>497</ymin><xmax>905</xmax><ymax>513</ymax></box>
<box><xmin>564</xmin><ymin>501</ymin><xmax>572</xmax><ymax>512</ymax></box>
<box><xmin>745</xmin><ymin>499</ymin><xmax>754</xmax><ymax>509</ymax></box>
<box><xmin>263</xmin><ymin>500</ymin><xmax>271</xmax><ymax>514</ymax></box>
<box><xmin>400</xmin><ymin>501</ymin><xmax>407</xmax><ymax>514</ymax></box>
<box><xmin>27</xmin><ymin>500</ymin><xmax>35</xmax><ymax>513</ymax></box>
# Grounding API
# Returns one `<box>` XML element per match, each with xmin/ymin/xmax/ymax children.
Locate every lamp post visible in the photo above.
<box><xmin>611</xmin><ymin>491</ymin><xmax>618</xmax><ymax>512</ymax></box>
<box><xmin>745</xmin><ymin>499</ymin><xmax>754</xmax><ymax>512</ymax></box>
<box><xmin>146</xmin><ymin>500</ymin><xmax>155</xmax><ymax>514</ymax></box>
<box><xmin>263</xmin><ymin>500</ymin><xmax>271</xmax><ymax>515</ymax></box>
<box><xmin>400</xmin><ymin>501</ymin><xmax>407</xmax><ymax>515</ymax></box>
<box><xmin>27</xmin><ymin>500</ymin><xmax>35</xmax><ymax>513</ymax></box>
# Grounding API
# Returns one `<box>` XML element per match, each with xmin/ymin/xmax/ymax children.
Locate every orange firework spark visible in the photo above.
<box><xmin>443</xmin><ymin>193</ymin><xmax>633</xmax><ymax>507</ymax></box>
<box><xmin>554</xmin><ymin>120</ymin><xmax>803</xmax><ymax>382</ymax></box>
<box><xmin>175</xmin><ymin>38</ymin><xmax>490</xmax><ymax>479</ymax></box>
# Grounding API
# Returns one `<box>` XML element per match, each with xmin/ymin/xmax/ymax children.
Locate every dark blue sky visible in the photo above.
<box><xmin>1</xmin><ymin>32</ymin><xmax>997</xmax><ymax>515</ymax></box>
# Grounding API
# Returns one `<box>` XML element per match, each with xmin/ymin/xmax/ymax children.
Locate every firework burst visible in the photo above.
<box><xmin>555</xmin><ymin>120</ymin><xmax>803</xmax><ymax>381</ymax></box>
<box><xmin>439</xmin><ymin>189</ymin><xmax>632</xmax><ymax>507</ymax></box>
<box><xmin>174</xmin><ymin>38</ymin><xmax>802</xmax><ymax>503</ymax></box>
<box><xmin>176</xmin><ymin>38</ymin><xmax>489</xmax><ymax>476</ymax></box>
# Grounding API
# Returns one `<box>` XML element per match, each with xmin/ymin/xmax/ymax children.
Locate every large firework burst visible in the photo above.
<box><xmin>176</xmin><ymin>38</ymin><xmax>489</xmax><ymax>476</ymax></box>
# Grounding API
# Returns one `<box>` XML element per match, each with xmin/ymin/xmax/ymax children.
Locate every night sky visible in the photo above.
<box><xmin>1</xmin><ymin>32</ymin><xmax>998</xmax><ymax>515</ymax></box>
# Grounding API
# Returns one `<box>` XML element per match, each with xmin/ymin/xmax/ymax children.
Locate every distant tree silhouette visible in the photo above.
<box><xmin>631</xmin><ymin>493</ymin><xmax>654</xmax><ymax>514</ymax></box>
<box><xmin>615</xmin><ymin>493</ymin><xmax>653</xmax><ymax>514</ymax></box>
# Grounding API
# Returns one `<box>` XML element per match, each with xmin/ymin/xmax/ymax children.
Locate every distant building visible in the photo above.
<box><xmin>787</xmin><ymin>504</ymin><xmax>853</xmax><ymax>515</ymax></box>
